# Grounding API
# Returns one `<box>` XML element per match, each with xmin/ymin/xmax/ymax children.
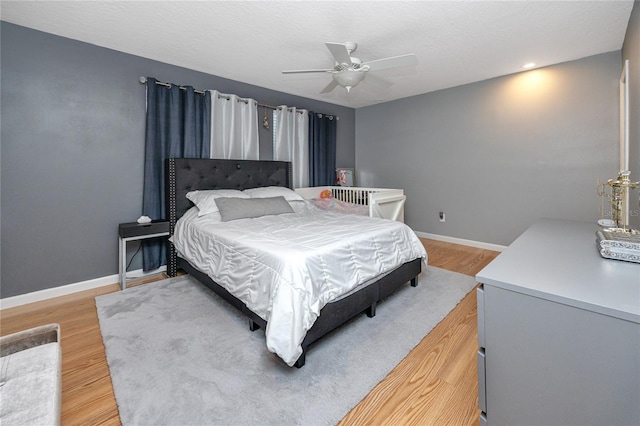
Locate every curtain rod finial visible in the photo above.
<box><xmin>139</xmin><ymin>76</ymin><xmax>147</xmax><ymax>84</ymax></box>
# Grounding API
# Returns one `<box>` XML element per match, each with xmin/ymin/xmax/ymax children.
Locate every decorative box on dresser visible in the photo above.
<box><xmin>476</xmin><ymin>218</ymin><xmax>639</xmax><ymax>426</ymax></box>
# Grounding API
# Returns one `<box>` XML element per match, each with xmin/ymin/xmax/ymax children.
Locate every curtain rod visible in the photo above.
<box><xmin>139</xmin><ymin>76</ymin><xmax>338</xmax><ymax>120</ymax></box>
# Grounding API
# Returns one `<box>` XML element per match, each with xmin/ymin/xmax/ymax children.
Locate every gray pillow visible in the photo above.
<box><xmin>215</xmin><ymin>196</ymin><xmax>294</xmax><ymax>222</ymax></box>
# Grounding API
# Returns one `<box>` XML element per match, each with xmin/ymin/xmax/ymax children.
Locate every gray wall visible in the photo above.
<box><xmin>2</xmin><ymin>12</ymin><xmax>637</xmax><ymax>298</ymax></box>
<box><xmin>356</xmin><ymin>52</ymin><xmax>621</xmax><ymax>246</ymax></box>
<box><xmin>0</xmin><ymin>22</ymin><xmax>355</xmax><ymax>298</ymax></box>
<box><xmin>622</xmin><ymin>0</ymin><xmax>640</xmax><ymax>230</ymax></box>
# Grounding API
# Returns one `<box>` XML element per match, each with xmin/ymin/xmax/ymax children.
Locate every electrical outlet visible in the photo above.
<box><xmin>439</xmin><ymin>211</ymin><xmax>446</xmax><ymax>222</ymax></box>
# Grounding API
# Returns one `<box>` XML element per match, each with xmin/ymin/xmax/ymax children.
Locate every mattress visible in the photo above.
<box><xmin>307</xmin><ymin>197</ymin><xmax>369</xmax><ymax>215</ymax></box>
<box><xmin>171</xmin><ymin>200</ymin><xmax>427</xmax><ymax>365</ymax></box>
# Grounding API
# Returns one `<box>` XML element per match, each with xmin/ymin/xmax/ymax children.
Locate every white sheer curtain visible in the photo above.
<box><xmin>273</xmin><ymin>106</ymin><xmax>309</xmax><ymax>188</ymax></box>
<box><xmin>209</xmin><ymin>90</ymin><xmax>259</xmax><ymax>159</ymax></box>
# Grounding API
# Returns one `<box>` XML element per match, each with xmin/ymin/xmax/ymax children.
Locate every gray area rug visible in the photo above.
<box><xmin>96</xmin><ymin>266</ymin><xmax>476</xmax><ymax>426</ymax></box>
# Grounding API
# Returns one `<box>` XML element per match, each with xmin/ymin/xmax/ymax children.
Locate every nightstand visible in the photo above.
<box><xmin>118</xmin><ymin>221</ymin><xmax>170</xmax><ymax>290</ymax></box>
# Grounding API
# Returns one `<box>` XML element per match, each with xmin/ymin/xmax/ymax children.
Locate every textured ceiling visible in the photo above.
<box><xmin>0</xmin><ymin>1</ymin><xmax>634</xmax><ymax>108</ymax></box>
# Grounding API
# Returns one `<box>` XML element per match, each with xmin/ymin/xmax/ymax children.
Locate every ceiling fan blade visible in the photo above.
<box><xmin>325</xmin><ymin>42</ymin><xmax>352</xmax><ymax>65</ymax></box>
<box><xmin>362</xmin><ymin>54</ymin><xmax>417</xmax><ymax>72</ymax></box>
<box><xmin>282</xmin><ymin>69</ymin><xmax>333</xmax><ymax>74</ymax></box>
<box><xmin>363</xmin><ymin>73</ymin><xmax>393</xmax><ymax>90</ymax></box>
<box><xmin>320</xmin><ymin>80</ymin><xmax>339</xmax><ymax>94</ymax></box>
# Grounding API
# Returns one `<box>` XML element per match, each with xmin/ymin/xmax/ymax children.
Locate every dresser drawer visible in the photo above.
<box><xmin>477</xmin><ymin>348</ymin><xmax>486</xmax><ymax>412</ymax></box>
<box><xmin>477</xmin><ymin>284</ymin><xmax>485</xmax><ymax>347</ymax></box>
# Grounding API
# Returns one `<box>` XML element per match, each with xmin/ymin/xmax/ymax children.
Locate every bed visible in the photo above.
<box><xmin>294</xmin><ymin>186</ymin><xmax>406</xmax><ymax>222</ymax></box>
<box><xmin>165</xmin><ymin>158</ymin><xmax>426</xmax><ymax>367</ymax></box>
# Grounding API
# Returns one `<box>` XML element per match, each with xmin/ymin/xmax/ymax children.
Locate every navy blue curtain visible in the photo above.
<box><xmin>308</xmin><ymin>112</ymin><xmax>337</xmax><ymax>186</ymax></box>
<box><xmin>142</xmin><ymin>77</ymin><xmax>211</xmax><ymax>270</ymax></box>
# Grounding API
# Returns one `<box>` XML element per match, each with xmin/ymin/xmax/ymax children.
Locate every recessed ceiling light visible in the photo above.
<box><xmin>523</xmin><ymin>62</ymin><xmax>536</xmax><ymax>69</ymax></box>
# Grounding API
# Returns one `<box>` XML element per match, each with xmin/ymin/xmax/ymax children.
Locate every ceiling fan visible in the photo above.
<box><xmin>282</xmin><ymin>41</ymin><xmax>417</xmax><ymax>94</ymax></box>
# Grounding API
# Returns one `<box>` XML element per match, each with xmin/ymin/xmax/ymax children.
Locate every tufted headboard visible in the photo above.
<box><xmin>164</xmin><ymin>158</ymin><xmax>293</xmax><ymax>275</ymax></box>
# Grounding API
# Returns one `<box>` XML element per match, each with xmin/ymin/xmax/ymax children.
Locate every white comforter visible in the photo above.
<box><xmin>171</xmin><ymin>201</ymin><xmax>427</xmax><ymax>366</ymax></box>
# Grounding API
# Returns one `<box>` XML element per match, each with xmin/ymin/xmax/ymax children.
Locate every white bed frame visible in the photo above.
<box><xmin>295</xmin><ymin>186</ymin><xmax>406</xmax><ymax>222</ymax></box>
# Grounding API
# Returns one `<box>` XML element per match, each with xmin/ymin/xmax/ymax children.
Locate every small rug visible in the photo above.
<box><xmin>96</xmin><ymin>266</ymin><xmax>476</xmax><ymax>426</ymax></box>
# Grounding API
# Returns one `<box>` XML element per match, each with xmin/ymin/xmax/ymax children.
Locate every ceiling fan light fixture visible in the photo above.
<box><xmin>333</xmin><ymin>69</ymin><xmax>365</xmax><ymax>90</ymax></box>
<box><xmin>284</xmin><ymin>41</ymin><xmax>416</xmax><ymax>95</ymax></box>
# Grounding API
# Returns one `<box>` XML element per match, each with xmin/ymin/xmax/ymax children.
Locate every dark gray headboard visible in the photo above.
<box><xmin>165</xmin><ymin>158</ymin><xmax>293</xmax><ymax>275</ymax></box>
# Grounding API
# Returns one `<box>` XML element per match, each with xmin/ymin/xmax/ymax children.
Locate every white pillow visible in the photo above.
<box><xmin>243</xmin><ymin>186</ymin><xmax>304</xmax><ymax>202</ymax></box>
<box><xmin>186</xmin><ymin>189</ymin><xmax>249</xmax><ymax>216</ymax></box>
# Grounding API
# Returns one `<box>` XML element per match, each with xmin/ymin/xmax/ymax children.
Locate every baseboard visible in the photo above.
<box><xmin>0</xmin><ymin>266</ymin><xmax>166</xmax><ymax>310</ymax></box>
<box><xmin>415</xmin><ymin>231</ymin><xmax>507</xmax><ymax>252</ymax></box>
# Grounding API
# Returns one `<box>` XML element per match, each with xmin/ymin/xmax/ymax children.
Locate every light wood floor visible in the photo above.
<box><xmin>0</xmin><ymin>239</ymin><xmax>499</xmax><ymax>425</ymax></box>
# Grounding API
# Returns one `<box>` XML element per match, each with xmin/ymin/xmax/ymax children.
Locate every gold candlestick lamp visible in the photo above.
<box><xmin>597</xmin><ymin>170</ymin><xmax>640</xmax><ymax>234</ymax></box>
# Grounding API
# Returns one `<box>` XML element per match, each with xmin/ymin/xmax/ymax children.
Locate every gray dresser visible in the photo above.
<box><xmin>476</xmin><ymin>218</ymin><xmax>640</xmax><ymax>426</ymax></box>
